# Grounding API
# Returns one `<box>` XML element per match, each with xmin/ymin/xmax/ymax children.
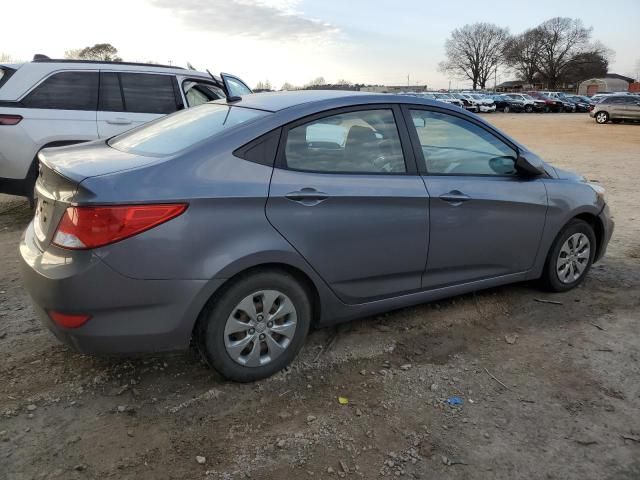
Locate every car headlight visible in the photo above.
<box><xmin>588</xmin><ymin>182</ymin><xmax>606</xmax><ymax>203</ymax></box>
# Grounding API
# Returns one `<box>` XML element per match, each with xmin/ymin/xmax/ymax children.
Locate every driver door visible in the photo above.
<box><xmin>405</xmin><ymin>107</ymin><xmax>548</xmax><ymax>289</ymax></box>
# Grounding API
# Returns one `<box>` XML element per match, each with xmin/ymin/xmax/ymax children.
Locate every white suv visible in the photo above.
<box><xmin>0</xmin><ymin>57</ymin><xmax>252</xmax><ymax>199</ymax></box>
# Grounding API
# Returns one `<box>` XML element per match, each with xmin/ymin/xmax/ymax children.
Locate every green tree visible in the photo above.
<box><xmin>72</xmin><ymin>43</ymin><xmax>122</xmax><ymax>62</ymax></box>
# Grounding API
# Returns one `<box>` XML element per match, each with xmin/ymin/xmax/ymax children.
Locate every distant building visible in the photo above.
<box><xmin>578</xmin><ymin>74</ymin><xmax>635</xmax><ymax>95</ymax></box>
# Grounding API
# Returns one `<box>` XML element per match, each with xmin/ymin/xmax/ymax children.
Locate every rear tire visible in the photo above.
<box><xmin>541</xmin><ymin>219</ymin><xmax>596</xmax><ymax>292</ymax></box>
<box><xmin>595</xmin><ymin>111</ymin><xmax>609</xmax><ymax>124</ymax></box>
<box><xmin>197</xmin><ymin>270</ymin><xmax>311</xmax><ymax>382</ymax></box>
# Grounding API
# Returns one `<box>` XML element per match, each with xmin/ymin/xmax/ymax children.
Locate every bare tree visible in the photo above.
<box><xmin>64</xmin><ymin>49</ymin><xmax>83</xmax><ymax>59</ymax></box>
<box><xmin>280</xmin><ymin>82</ymin><xmax>296</xmax><ymax>91</ymax></box>
<box><xmin>439</xmin><ymin>23</ymin><xmax>510</xmax><ymax>90</ymax></box>
<box><xmin>504</xmin><ymin>28</ymin><xmax>544</xmax><ymax>84</ymax></box>
<box><xmin>336</xmin><ymin>78</ymin><xmax>351</xmax><ymax>85</ymax></box>
<box><xmin>1</xmin><ymin>52</ymin><xmax>17</xmax><ymax>63</ymax></box>
<box><xmin>536</xmin><ymin>18</ymin><xmax>594</xmax><ymax>88</ymax></box>
<box><xmin>306</xmin><ymin>76</ymin><xmax>326</xmax><ymax>87</ymax></box>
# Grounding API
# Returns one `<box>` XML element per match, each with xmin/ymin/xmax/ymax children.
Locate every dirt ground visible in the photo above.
<box><xmin>1</xmin><ymin>113</ymin><xmax>639</xmax><ymax>480</ymax></box>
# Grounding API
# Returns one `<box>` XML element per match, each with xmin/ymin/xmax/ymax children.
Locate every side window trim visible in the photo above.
<box><xmin>274</xmin><ymin>104</ymin><xmax>418</xmax><ymax>175</ymax></box>
<box><xmin>400</xmin><ymin>104</ymin><xmax>520</xmax><ymax>176</ymax></box>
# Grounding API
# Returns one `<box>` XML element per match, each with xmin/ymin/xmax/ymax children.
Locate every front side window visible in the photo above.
<box><xmin>284</xmin><ymin>109</ymin><xmax>406</xmax><ymax>174</ymax></box>
<box><xmin>22</xmin><ymin>71</ymin><xmax>98</xmax><ymax>110</ymax></box>
<box><xmin>410</xmin><ymin>110</ymin><xmax>517</xmax><ymax>176</ymax></box>
<box><xmin>223</xmin><ymin>75</ymin><xmax>252</xmax><ymax>97</ymax></box>
<box><xmin>119</xmin><ymin>73</ymin><xmax>177</xmax><ymax>114</ymax></box>
<box><xmin>183</xmin><ymin>80</ymin><xmax>225</xmax><ymax>107</ymax></box>
<box><xmin>109</xmin><ymin>103</ymin><xmax>268</xmax><ymax>157</ymax></box>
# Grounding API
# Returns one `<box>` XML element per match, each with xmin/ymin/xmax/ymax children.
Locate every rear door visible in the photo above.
<box><xmin>97</xmin><ymin>71</ymin><xmax>182</xmax><ymax>138</ymax></box>
<box><xmin>266</xmin><ymin>105</ymin><xmax>429</xmax><ymax>304</ymax></box>
<box><xmin>404</xmin><ymin>106</ymin><xmax>547</xmax><ymax>289</ymax></box>
<box><xmin>18</xmin><ymin>70</ymin><xmax>99</xmax><ymax>144</ymax></box>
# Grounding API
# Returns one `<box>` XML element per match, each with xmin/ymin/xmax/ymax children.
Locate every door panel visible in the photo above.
<box><xmin>404</xmin><ymin>107</ymin><xmax>548</xmax><ymax>289</ymax></box>
<box><xmin>97</xmin><ymin>111</ymin><xmax>162</xmax><ymax>138</ymax></box>
<box><xmin>267</xmin><ymin>169</ymin><xmax>429</xmax><ymax>303</ymax></box>
<box><xmin>97</xmin><ymin>71</ymin><xmax>177</xmax><ymax>138</ymax></box>
<box><xmin>422</xmin><ymin>176</ymin><xmax>547</xmax><ymax>289</ymax></box>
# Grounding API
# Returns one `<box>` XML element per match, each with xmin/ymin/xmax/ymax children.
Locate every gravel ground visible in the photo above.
<box><xmin>0</xmin><ymin>113</ymin><xmax>639</xmax><ymax>480</ymax></box>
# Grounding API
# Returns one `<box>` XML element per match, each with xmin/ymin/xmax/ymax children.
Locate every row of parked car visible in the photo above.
<box><xmin>400</xmin><ymin>90</ymin><xmax>640</xmax><ymax>120</ymax></box>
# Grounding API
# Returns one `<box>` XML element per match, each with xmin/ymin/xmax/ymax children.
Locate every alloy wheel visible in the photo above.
<box><xmin>224</xmin><ymin>290</ymin><xmax>298</xmax><ymax>367</ymax></box>
<box><xmin>595</xmin><ymin>112</ymin><xmax>608</xmax><ymax>124</ymax></box>
<box><xmin>556</xmin><ymin>233</ymin><xmax>590</xmax><ymax>284</ymax></box>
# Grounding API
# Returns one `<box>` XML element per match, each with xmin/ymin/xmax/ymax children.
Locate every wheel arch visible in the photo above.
<box><xmin>573</xmin><ymin>212</ymin><xmax>605</xmax><ymax>262</ymax></box>
<box><xmin>191</xmin><ymin>260</ymin><xmax>324</xmax><ymax>342</ymax></box>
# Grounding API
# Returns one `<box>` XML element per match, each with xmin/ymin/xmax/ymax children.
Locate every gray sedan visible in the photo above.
<box><xmin>20</xmin><ymin>91</ymin><xmax>613</xmax><ymax>382</ymax></box>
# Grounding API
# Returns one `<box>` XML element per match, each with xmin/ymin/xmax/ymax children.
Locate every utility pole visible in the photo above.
<box><xmin>407</xmin><ymin>74</ymin><xmax>410</xmax><ymax>88</ymax></box>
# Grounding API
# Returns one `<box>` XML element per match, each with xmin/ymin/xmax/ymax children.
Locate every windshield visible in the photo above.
<box><xmin>109</xmin><ymin>103</ymin><xmax>268</xmax><ymax>157</ymax></box>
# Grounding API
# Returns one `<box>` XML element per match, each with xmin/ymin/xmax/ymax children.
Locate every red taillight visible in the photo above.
<box><xmin>48</xmin><ymin>311</ymin><xmax>91</xmax><ymax>329</ymax></box>
<box><xmin>53</xmin><ymin>204</ymin><xmax>188</xmax><ymax>250</ymax></box>
<box><xmin>0</xmin><ymin>114</ymin><xmax>22</xmax><ymax>126</ymax></box>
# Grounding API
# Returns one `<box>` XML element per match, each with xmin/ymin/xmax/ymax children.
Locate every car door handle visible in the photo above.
<box><xmin>106</xmin><ymin>118</ymin><xmax>132</xmax><ymax>125</ymax></box>
<box><xmin>439</xmin><ymin>191</ymin><xmax>471</xmax><ymax>205</ymax></box>
<box><xmin>285</xmin><ymin>188</ymin><xmax>329</xmax><ymax>205</ymax></box>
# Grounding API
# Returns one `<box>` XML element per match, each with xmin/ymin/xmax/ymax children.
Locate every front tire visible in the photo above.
<box><xmin>504</xmin><ymin>105</ymin><xmax>510</xmax><ymax>113</ymax></box>
<box><xmin>197</xmin><ymin>270</ymin><xmax>312</xmax><ymax>382</ymax></box>
<box><xmin>541</xmin><ymin>219</ymin><xmax>596</xmax><ymax>292</ymax></box>
<box><xmin>525</xmin><ymin>105</ymin><xmax>533</xmax><ymax>113</ymax></box>
<box><xmin>595</xmin><ymin>111</ymin><xmax>609</xmax><ymax>124</ymax></box>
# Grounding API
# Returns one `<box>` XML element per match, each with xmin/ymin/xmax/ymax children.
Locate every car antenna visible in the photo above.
<box><xmin>208</xmin><ymin>68</ymin><xmax>242</xmax><ymax>103</ymax></box>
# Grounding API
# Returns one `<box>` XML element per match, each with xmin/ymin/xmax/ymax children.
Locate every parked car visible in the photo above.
<box><xmin>541</xmin><ymin>92</ymin><xmax>577</xmax><ymax>112</ymax></box>
<box><xmin>565</xmin><ymin>95</ymin><xmax>592</xmax><ymax>113</ymax></box>
<box><xmin>490</xmin><ymin>94</ymin><xmax>525</xmax><ymax>113</ymax></box>
<box><xmin>503</xmin><ymin>93</ymin><xmax>545</xmax><ymax>113</ymax></box>
<box><xmin>0</xmin><ymin>56</ymin><xmax>252</xmax><ymax>200</ymax></box>
<box><xmin>525</xmin><ymin>92</ymin><xmax>564</xmax><ymax>112</ymax></box>
<box><xmin>430</xmin><ymin>92</ymin><xmax>464</xmax><ymax>108</ymax></box>
<box><xmin>450</xmin><ymin>93</ymin><xmax>479</xmax><ymax>112</ymax></box>
<box><xmin>590</xmin><ymin>94</ymin><xmax>640</xmax><ymax>124</ymax></box>
<box><xmin>19</xmin><ymin>91</ymin><xmax>613</xmax><ymax>382</ymax></box>
<box><xmin>465</xmin><ymin>93</ymin><xmax>496</xmax><ymax>112</ymax></box>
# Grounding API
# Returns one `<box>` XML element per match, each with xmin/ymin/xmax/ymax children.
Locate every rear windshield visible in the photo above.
<box><xmin>109</xmin><ymin>103</ymin><xmax>269</xmax><ymax>157</ymax></box>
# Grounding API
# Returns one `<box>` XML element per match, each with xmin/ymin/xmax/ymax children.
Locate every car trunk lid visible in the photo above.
<box><xmin>34</xmin><ymin>142</ymin><xmax>162</xmax><ymax>249</ymax></box>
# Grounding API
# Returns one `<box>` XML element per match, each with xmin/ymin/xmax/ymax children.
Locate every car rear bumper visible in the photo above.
<box><xmin>18</xmin><ymin>221</ymin><xmax>219</xmax><ymax>354</ymax></box>
<box><xmin>595</xmin><ymin>204</ymin><xmax>614</xmax><ymax>263</ymax></box>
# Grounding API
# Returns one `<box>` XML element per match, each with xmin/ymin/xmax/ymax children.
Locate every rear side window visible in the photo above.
<box><xmin>22</xmin><ymin>71</ymin><xmax>98</xmax><ymax>110</ymax></box>
<box><xmin>119</xmin><ymin>73</ymin><xmax>178</xmax><ymax>114</ymax></box>
<box><xmin>284</xmin><ymin>109</ymin><xmax>407</xmax><ymax>174</ymax></box>
<box><xmin>109</xmin><ymin>104</ymin><xmax>268</xmax><ymax>156</ymax></box>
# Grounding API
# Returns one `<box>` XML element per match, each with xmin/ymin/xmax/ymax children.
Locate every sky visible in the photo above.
<box><xmin>2</xmin><ymin>0</ymin><xmax>639</xmax><ymax>90</ymax></box>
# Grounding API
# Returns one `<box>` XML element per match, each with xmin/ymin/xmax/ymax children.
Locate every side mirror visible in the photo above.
<box><xmin>515</xmin><ymin>153</ymin><xmax>546</xmax><ymax>176</ymax></box>
<box><xmin>412</xmin><ymin>117</ymin><xmax>426</xmax><ymax>128</ymax></box>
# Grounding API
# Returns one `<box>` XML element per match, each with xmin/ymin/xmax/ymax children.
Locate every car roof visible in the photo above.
<box><xmin>217</xmin><ymin>90</ymin><xmax>452</xmax><ymax>113</ymax></box>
